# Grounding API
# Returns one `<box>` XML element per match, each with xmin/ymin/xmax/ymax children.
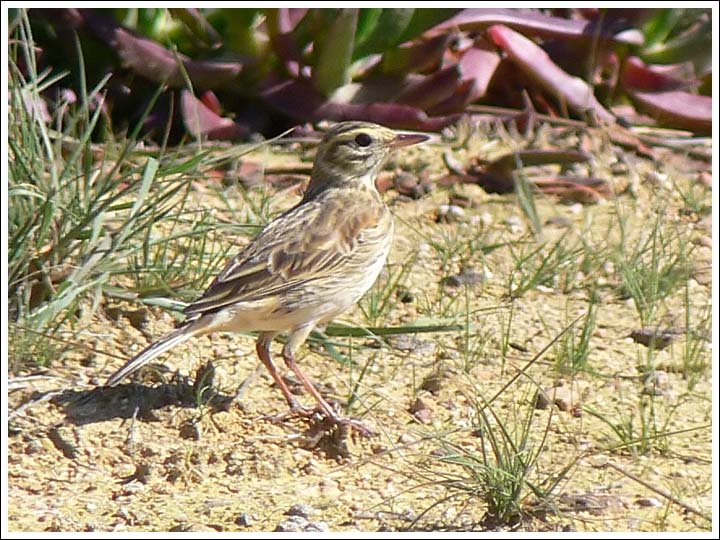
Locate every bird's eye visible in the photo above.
<box><xmin>354</xmin><ymin>133</ymin><xmax>372</xmax><ymax>147</ymax></box>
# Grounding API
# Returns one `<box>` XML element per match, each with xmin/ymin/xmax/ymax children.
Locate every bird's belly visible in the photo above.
<box><xmin>206</xmin><ymin>241</ymin><xmax>391</xmax><ymax>334</ymax></box>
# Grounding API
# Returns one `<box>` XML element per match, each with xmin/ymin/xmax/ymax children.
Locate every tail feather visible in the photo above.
<box><xmin>105</xmin><ymin>324</ymin><xmax>196</xmax><ymax>387</ymax></box>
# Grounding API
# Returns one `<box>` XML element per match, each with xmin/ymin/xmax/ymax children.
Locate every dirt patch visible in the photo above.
<box><xmin>7</xmin><ymin>123</ymin><xmax>713</xmax><ymax>532</ymax></box>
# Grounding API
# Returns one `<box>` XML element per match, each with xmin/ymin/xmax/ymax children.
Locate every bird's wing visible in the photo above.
<box><xmin>184</xmin><ymin>190</ymin><xmax>389</xmax><ymax>317</ymax></box>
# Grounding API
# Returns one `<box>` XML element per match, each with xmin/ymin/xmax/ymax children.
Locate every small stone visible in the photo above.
<box><xmin>275</xmin><ymin>516</ymin><xmax>308</xmax><ymax>532</ymax></box>
<box><xmin>443</xmin><ymin>150</ymin><xmax>466</xmax><ymax>175</ymax></box>
<box><xmin>286</xmin><ymin>504</ymin><xmax>315</xmax><ymax>518</ymax></box>
<box><xmin>693</xmin><ymin>235</ymin><xmax>712</xmax><ymax>249</ymax></box>
<box><xmin>552</xmin><ymin>388</ymin><xmax>575</xmax><ymax>412</ymax></box>
<box><xmin>178</xmin><ymin>420</ymin><xmax>201</xmax><ymax>441</ymax></box>
<box><xmin>234</xmin><ymin>513</ymin><xmax>252</xmax><ymax>527</ymax></box>
<box><xmin>416</xmin><ymin>242</ymin><xmax>431</xmax><ymax>258</ymax></box>
<box><xmin>440</xmin><ymin>267</ymin><xmax>488</xmax><ymax>288</ymax></box>
<box><xmin>644</xmin><ymin>171</ymin><xmax>669</xmax><ymax>188</ymax></box>
<box><xmin>388</xmin><ymin>335</ymin><xmax>436</xmax><ymax>356</ymax></box>
<box><xmin>125</xmin><ymin>308</ymin><xmax>150</xmax><ymax>330</ymax></box>
<box><xmin>104</xmin><ymin>306</ymin><xmax>122</xmax><ymax>322</ymax></box>
<box><xmin>395</xmin><ymin>172</ymin><xmax>431</xmax><ymax>199</ymax></box>
<box><xmin>636</xmin><ymin>497</ymin><xmax>662</xmax><ymax>508</ymax></box>
<box><xmin>449</xmin><ymin>193</ymin><xmax>473</xmax><ymax>208</ymax></box>
<box><xmin>695</xmin><ymin>215</ymin><xmax>712</xmax><ymax>233</ymax></box>
<box><xmin>630</xmin><ymin>328</ymin><xmax>678</xmax><ymax>350</ymax></box>
<box><xmin>692</xmin><ymin>267</ymin><xmax>712</xmax><ymax>285</ymax></box>
<box><xmin>170</xmin><ymin>522</ymin><xmax>218</xmax><ymax>532</ymax></box>
<box><xmin>395</xmin><ymin>287</ymin><xmax>414</xmax><ymax>303</ymax></box>
<box><xmin>611</xmin><ymin>163</ymin><xmax>628</xmax><ymax>175</ymax></box>
<box><xmin>479</xmin><ymin>212</ymin><xmax>493</xmax><ymax>226</ymax></box>
<box><xmin>275</xmin><ymin>515</ymin><xmax>329</xmax><ymax>533</ymax></box>
<box><xmin>535</xmin><ymin>390</ymin><xmax>552</xmax><ymax>410</ymax></box>
<box><xmin>503</xmin><ymin>214</ymin><xmax>524</xmax><ymax>233</ymax></box>
<box><xmin>409</xmin><ymin>397</ymin><xmax>434</xmax><ymax>424</ymax></box>
<box><xmin>304</xmin><ymin>521</ymin><xmax>330</xmax><ymax>532</ymax></box>
<box><xmin>535</xmin><ymin>386</ymin><xmax>577</xmax><ymax>413</ymax></box>
<box><xmin>696</xmin><ymin>171</ymin><xmax>712</xmax><ymax>188</ymax></box>
<box><xmin>420</xmin><ymin>372</ymin><xmax>444</xmax><ymax>395</ymax></box>
<box><xmin>642</xmin><ymin>370</ymin><xmax>670</xmax><ymax>396</ymax></box>
<box><xmin>436</xmin><ymin>204</ymin><xmax>466</xmax><ymax>223</ymax></box>
<box><xmin>536</xmin><ymin>285</ymin><xmax>555</xmax><ymax>294</ymax></box>
<box><xmin>545</xmin><ymin>215</ymin><xmax>572</xmax><ymax>228</ymax></box>
<box><xmin>397</xmin><ymin>433</ymin><xmax>416</xmax><ymax>445</ymax></box>
<box><xmin>320</xmin><ymin>478</ymin><xmax>341</xmax><ymax>498</ymax></box>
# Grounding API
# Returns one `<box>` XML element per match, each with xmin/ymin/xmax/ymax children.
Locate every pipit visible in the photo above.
<box><xmin>105</xmin><ymin>121</ymin><xmax>429</xmax><ymax>434</ymax></box>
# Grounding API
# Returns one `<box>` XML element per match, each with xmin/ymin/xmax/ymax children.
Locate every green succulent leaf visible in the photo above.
<box><xmin>397</xmin><ymin>8</ymin><xmax>463</xmax><ymax>43</ymax></box>
<box><xmin>312</xmin><ymin>8</ymin><xmax>359</xmax><ymax>96</ymax></box>
<box><xmin>641</xmin><ymin>8</ymin><xmax>687</xmax><ymax>47</ymax></box>
<box><xmin>352</xmin><ymin>8</ymin><xmax>415</xmax><ymax>59</ymax></box>
<box><xmin>355</xmin><ymin>8</ymin><xmax>383</xmax><ymax>45</ymax></box>
<box><xmin>640</xmin><ymin>16</ymin><xmax>712</xmax><ymax>71</ymax></box>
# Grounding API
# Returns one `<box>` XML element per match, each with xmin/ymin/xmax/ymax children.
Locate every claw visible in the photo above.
<box><xmin>264</xmin><ymin>405</ymin><xmax>375</xmax><ymax>437</ymax></box>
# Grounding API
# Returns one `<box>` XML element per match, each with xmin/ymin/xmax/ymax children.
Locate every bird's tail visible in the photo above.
<box><xmin>105</xmin><ymin>324</ymin><xmax>197</xmax><ymax>387</ymax></box>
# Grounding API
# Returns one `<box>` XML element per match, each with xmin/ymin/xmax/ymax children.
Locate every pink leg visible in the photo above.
<box><xmin>279</xmin><ymin>326</ymin><xmax>375</xmax><ymax>436</ymax></box>
<box><xmin>255</xmin><ymin>333</ymin><xmax>301</xmax><ymax>410</ymax></box>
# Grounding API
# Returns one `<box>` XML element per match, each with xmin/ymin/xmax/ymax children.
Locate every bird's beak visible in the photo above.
<box><xmin>389</xmin><ymin>132</ymin><xmax>430</xmax><ymax>149</ymax></box>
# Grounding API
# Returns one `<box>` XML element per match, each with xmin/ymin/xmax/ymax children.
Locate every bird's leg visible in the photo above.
<box><xmin>254</xmin><ymin>332</ymin><xmax>306</xmax><ymax>412</ymax></box>
<box><xmin>282</xmin><ymin>348</ymin><xmax>337</xmax><ymax>418</ymax></box>
<box><xmin>277</xmin><ymin>326</ymin><xmax>375</xmax><ymax>437</ymax></box>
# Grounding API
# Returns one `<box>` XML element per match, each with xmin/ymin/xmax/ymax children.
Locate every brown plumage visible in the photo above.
<box><xmin>105</xmin><ymin>121</ymin><xmax>429</xmax><ymax>433</ymax></box>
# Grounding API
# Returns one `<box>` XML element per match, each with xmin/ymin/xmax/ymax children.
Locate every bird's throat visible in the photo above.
<box><xmin>304</xmin><ymin>162</ymin><xmax>380</xmax><ymax>201</ymax></box>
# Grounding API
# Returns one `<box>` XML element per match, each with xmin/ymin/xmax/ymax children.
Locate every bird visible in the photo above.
<box><xmin>105</xmin><ymin>121</ymin><xmax>429</xmax><ymax>434</ymax></box>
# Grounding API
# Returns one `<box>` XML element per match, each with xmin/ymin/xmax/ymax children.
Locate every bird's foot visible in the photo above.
<box><xmin>315</xmin><ymin>413</ymin><xmax>376</xmax><ymax>438</ymax></box>
<box><xmin>265</xmin><ymin>404</ymin><xmax>375</xmax><ymax>438</ymax></box>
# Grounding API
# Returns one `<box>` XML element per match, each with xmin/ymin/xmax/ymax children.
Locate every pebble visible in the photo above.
<box><xmin>479</xmin><ymin>212</ymin><xmax>493</xmax><ymax>226</ymax></box>
<box><xmin>696</xmin><ymin>171</ymin><xmax>711</xmax><ymax>188</ymax></box>
<box><xmin>275</xmin><ymin>515</ymin><xmax>329</xmax><ymax>532</ymax></box>
<box><xmin>442</xmin><ymin>149</ymin><xmax>466</xmax><ymax>175</ymax></box>
<box><xmin>275</xmin><ymin>516</ymin><xmax>307</xmax><ymax>532</ymax></box>
<box><xmin>436</xmin><ymin>204</ymin><xmax>466</xmax><ymax>223</ymax></box>
<box><xmin>630</xmin><ymin>328</ymin><xmax>678</xmax><ymax>350</ymax></box>
<box><xmin>395</xmin><ymin>287</ymin><xmax>414</xmax><ymax>303</ymax></box>
<box><xmin>449</xmin><ymin>193</ymin><xmax>474</xmax><ymax>208</ymax></box>
<box><xmin>388</xmin><ymin>335</ymin><xmax>436</xmax><ymax>356</ymax></box>
<box><xmin>170</xmin><ymin>522</ymin><xmax>219</xmax><ymax>532</ymax></box>
<box><xmin>535</xmin><ymin>386</ymin><xmax>578</xmax><ymax>413</ymax></box>
<box><xmin>536</xmin><ymin>285</ymin><xmax>555</xmax><ymax>294</ymax></box>
<box><xmin>644</xmin><ymin>171</ymin><xmax>670</xmax><ymax>189</ymax></box>
<box><xmin>394</xmin><ymin>173</ymin><xmax>431</xmax><ymax>199</ymax></box>
<box><xmin>440</xmin><ymin>267</ymin><xmax>489</xmax><ymax>287</ymax></box>
<box><xmin>409</xmin><ymin>397</ymin><xmax>434</xmax><ymax>424</ymax></box>
<box><xmin>420</xmin><ymin>372</ymin><xmax>443</xmax><ymax>395</ymax></box>
<box><xmin>234</xmin><ymin>513</ymin><xmax>252</xmax><ymax>527</ymax></box>
<box><xmin>545</xmin><ymin>215</ymin><xmax>573</xmax><ymax>228</ymax></box>
<box><xmin>125</xmin><ymin>308</ymin><xmax>150</xmax><ymax>330</ymax></box>
<box><xmin>320</xmin><ymin>478</ymin><xmax>342</xmax><ymax>498</ymax></box>
<box><xmin>286</xmin><ymin>504</ymin><xmax>315</xmax><ymax>518</ymax></box>
<box><xmin>636</xmin><ymin>497</ymin><xmax>663</xmax><ymax>508</ymax></box>
<box><xmin>416</xmin><ymin>242</ymin><xmax>431</xmax><ymax>258</ymax></box>
<box><xmin>693</xmin><ymin>235</ymin><xmax>712</xmax><ymax>249</ymax></box>
<box><xmin>642</xmin><ymin>370</ymin><xmax>670</xmax><ymax>396</ymax></box>
<box><xmin>397</xmin><ymin>433</ymin><xmax>416</xmax><ymax>445</ymax></box>
<box><xmin>503</xmin><ymin>214</ymin><xmax>524</xmax><ymax>233</ymax></box>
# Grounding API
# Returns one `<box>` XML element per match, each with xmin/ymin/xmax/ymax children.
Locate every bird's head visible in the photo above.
<box><xmin>305</xmin><ymin>121</ymin><xmax>429</xmax><ymax>199</ymax></box>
